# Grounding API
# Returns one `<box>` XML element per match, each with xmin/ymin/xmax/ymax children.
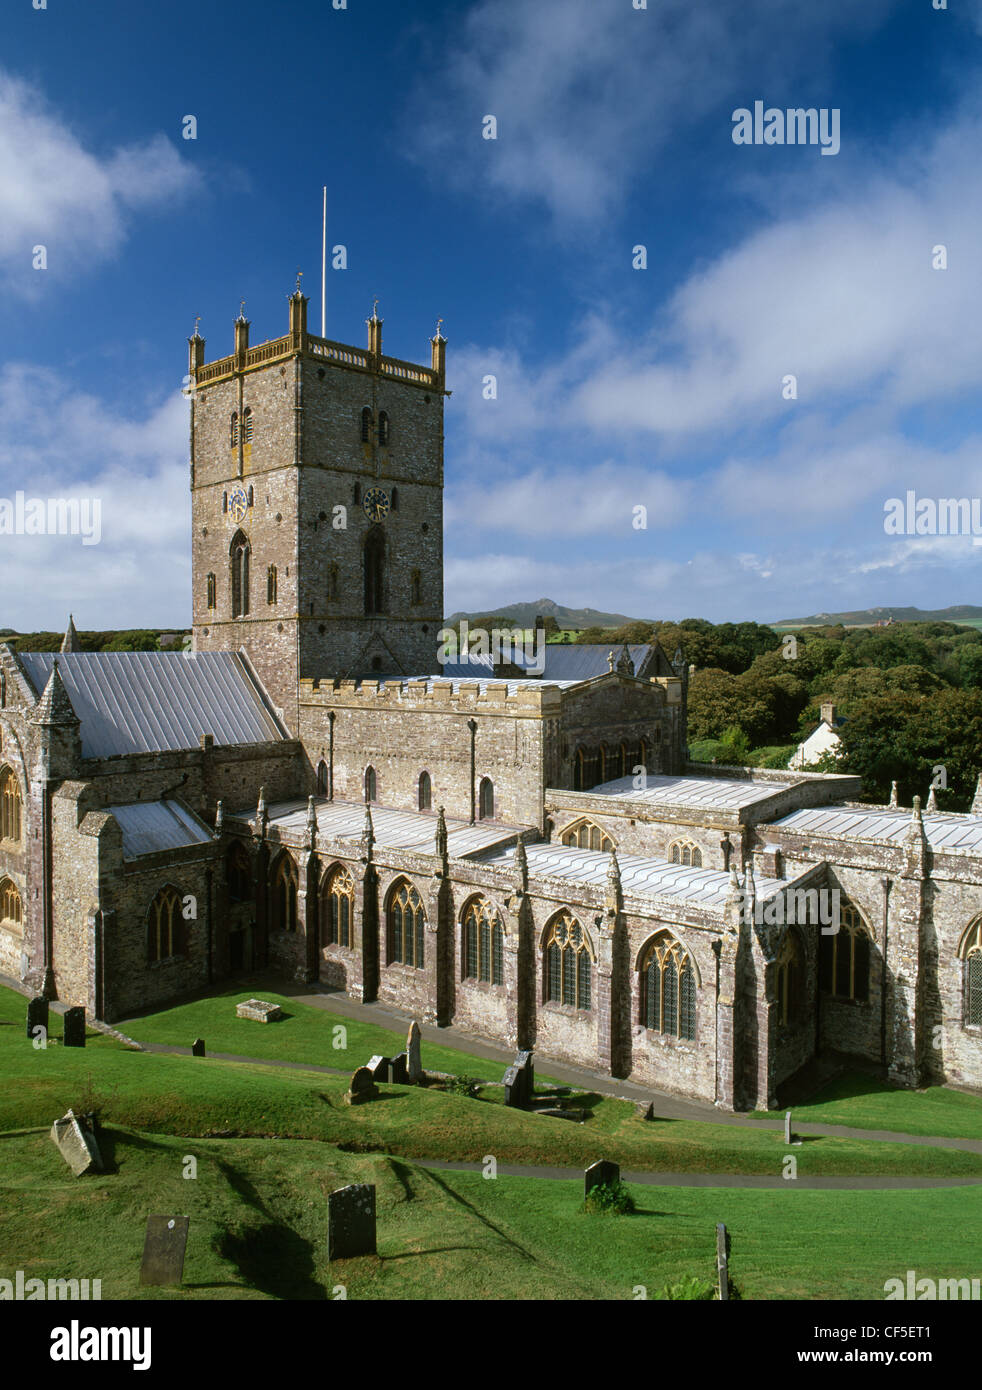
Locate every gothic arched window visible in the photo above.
<box><xmin>227</xmin><ymin>842</ymin><xmax>252</xmax><ymax>904</ymax></box>
<box><xmin>478</xmin><ymin>777</ymin><xmax>494</xmax><ymax>821</ymax></box>
<box><xmin>959</xmin><ymin>919</ymin><xmax>982</xmax><ymax>1028</ymax></box>
<box><xmin>775</xmin><ymin>930</ymin><xmax>802</xmax><ymax>1027</ymax></box>
<box><xmin>418</xmin><ymin>771</ymin><xmax>432</xmax><ymax>811</ymax></box>
<box><xmin>543</xmin><ymin>912</ymin><xmax>593</xmax><ymax>1010</ymax></box>
<box><xmin>378</xmin><ymin>411</ymin><xmax>390</xmax><ymax>446</ymax></box>
<box><xmin>316</xmin><ymin>760</ymin><xmax>328</xmax><ymax>796</ymax></box>
<box><xmin>230</xmin><ymin>412</ymin><xmax>238</xmax><ymax>448</ymax></box>
<box><xmin>267</xmin><ymin>564</ymin><xmax>277</xmax><ymax>605</ymax></box>
<box><xmin>206</xmin><ymin>572</ymin><xmax>216</xmax><ymax>609</ymax></box>
<box><xmin>669</xmin><ymin>839</ymin><xmax>702</xmax><ymax>868</ymax></box>
<box><xmin>271</xmin><ymin>854</ymin><xmax>298</xmax><ymax>934</ymax></box>
<box><xmin>0</xmin><ymin>877</ymin><xmax>22</xmax><ymax>934</ymax></box>
<box><xmin>148</xmin><ymin>885</ymin><xmax>185</xmax><ymax>962</ymax></box>
<box><xmin>230</xmin><ymin>531</ymin><xmax>250</xmax><ymax>618</ymax></box>
<box><xmin>242</xmin><ymin>407</ymin><xmax>253</xmax><ymax>443</ymax></box>
<box><xmin>361</xmin><ymin>407</ymin><xmax>372</xmax><ymax>443</ymax></box>
<box><xmin>0</xmin><ymin>767</ymin><xmax>22</xmax><ymax>842</ymax></box>
<box><xmin>364</xmin><ymin>526</ymin><xmax>385</xmax><ymax>614</ymax></box>
<box><xmin>463</xmin><ymin>898</ymin><xmax>504</xmax><ymax>985</ymax></box>
<box><xmin>324</xmin><ymin>866</ymin><xmax>355</xmax><ymax>948</ymax></box>
<box><xmin>819</xmin><ymin>898</ymin><xmax>871</xmax><ymax>1001</ymax></box>
<box><xmin>640</xmin><ymin>933</ymin><xmax>696</xmax><ymax>1039</ymax></box>
<box><xmin>410</xmin><ymin>568</ymin><xmax>421</xmax><ymax>605</ymax></box>
<box><xmin>388</xmin><ymin>879</ymin><xmax>425</xmax><ymax>968</ymax></box>
<box><xmin>364</xmin><ymin>766</ymin><xmax>377</xmax><ymax>803</ymax></box>
<box><xmin>560</xmin><ymin>819</ymin><xmax>613</xmax><ymax>852</ymax></box>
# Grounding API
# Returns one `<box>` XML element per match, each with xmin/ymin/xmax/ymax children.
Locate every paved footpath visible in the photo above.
<box><xmin>9</xmin><ymin>970</ymin><xmax>982</xmax><ymax>1164</ymax></box>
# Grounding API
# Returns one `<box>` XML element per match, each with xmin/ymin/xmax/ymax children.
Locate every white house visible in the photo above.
<box><xmin>789</xmin><ymin>701</ymin><xmax>844</xmax><ymax>770</ymax></box>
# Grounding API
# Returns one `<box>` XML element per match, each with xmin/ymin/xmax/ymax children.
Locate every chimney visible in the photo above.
<box><xmin>820</xmin><ymin>701</ymin><xmax>836</xmax><ymax>726</ymax></box>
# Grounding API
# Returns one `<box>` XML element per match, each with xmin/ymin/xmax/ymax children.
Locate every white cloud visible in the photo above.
<box><xmin>0</xmin><ymin>70</ymin><xmax>200</xmax><ymax>292</ymax></box>
<box><xmin>407</xmin><ymin>0</ymin><xmax>897</xmax><ymax>226</ymax></box>
<box><xmin>0</xmin><ymin>365</ymin><xmax>189</xmax><ymax>629</ymax></box>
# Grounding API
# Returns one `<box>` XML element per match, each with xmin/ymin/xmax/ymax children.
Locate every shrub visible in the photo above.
<box><xmin>653</xmin><ymin>1275</ymin><xmax>716</xmax><ymax>1300</ymax></box>
<box><xmin>581</xmin><ymin>1180</ymin><xmax>635</xmax><ymax>1215</ymax></box>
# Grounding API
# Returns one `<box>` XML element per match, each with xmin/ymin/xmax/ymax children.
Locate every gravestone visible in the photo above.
<box><xmin>236</xmin><ymin>998</ymin><xmax>282</xmax><ymax>1023</ymax></box>
<box><xmin>503</xmin><ymin>1065</ymin><xmax>523</xmax><ymax>1107</ymax></box>
<box><xmin>784</xmin><ymin>1110</ymin><xmax>792</xmax><ymax>1145</ymax></box>
<box><xmin>515</xmin><ymin>1049</ymin><xmax>534</xmax><ymax>1100</ymax></box>
<box><xmin>140</xmin><ymin>1215</ymin><xmax>190</xmax><ymax>1286</ymax></box>
<box><xmin>635</xmin><ymin>1101</ymin><xmax>655</xmax><ymax>1121</ymax></box>
<box><xmin>390</xmin><ymin>1052</ymin><xmax>409</xmax><ymax>1085</ymax></box>
<box><xmin>63</xmin><ymin>1007</ymin><xmax>86</xmax><ymax>1048</ymax></box>
<box><xmin>367</xmin><ymin>1055</ymin><xmax>390</xmax><ymax>1084</ymax></box>
<box><xmin>716</xmin><ymin>1222</ymin><xmax>730</xmax><ymax>1302</ymax></box>
<box><xmin>345</xmin><ymin>1065</ymin><xmax>379</xmax><ymax>1105</ymax></box>
<box><xmin>584</xmin><ymin>1159</ymin><xmax>620</xmax><ymax>1198</ymax></box>
<box><xmin>191</xmin><ymin>1038</ymin><xmax>206</xmax><ymax>1057</ymax></box>
<box><xmin>27</xmin><ymin>996</ymin><xmax>48</xmax><ymax>1041</ymax></box>
<box><xmin>406</xmin><ymin>1020</ymin><xmax>422</xmax><ymax>1082</ymax></box>
<box><xmin>327</xmin><ymin>1183</ymin><xmax>377</xmax><ymax>1260</ymax></box>
<box><xmin>50</xmin><ymin>1110</ymin><xmax>102</xmax><ymax>1177</ymax></box>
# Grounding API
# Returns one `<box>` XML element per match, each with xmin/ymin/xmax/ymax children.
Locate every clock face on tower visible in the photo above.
<box><xmin>363</xmin><ymin>487</ymin><xmax>390</xmax><ymax>522</ymax></box>
<box><xmin>229</xmin><ymin>486</ymin><xmax>248</xmax><ymax>523</ymax></box>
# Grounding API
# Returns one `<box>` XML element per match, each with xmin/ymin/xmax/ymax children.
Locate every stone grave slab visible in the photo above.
<box><xmin>63</xmin><ymin>1007</ymin><xmax>86</xmax><ymax>1048</ymax></box>
<box><xmin>27</xmin><ymin>996</ymin><xmax>48</xmax><ymax>1042</ymax></box>
<box><xmin>584</xmin><ymin>1159</ymin><xmax>620</xmax><ymax>1197</ymax></box>
<box><xmin>390</xmin><ymin>1052</ymin><xmax>409</xmax><ymax>1084</ymax></box>
<box><xmin>191</xmin><ymin>1038</ymin><xmax>206</xmax><ymax>1057</ymax></box>
<box><xmin>235</xmin><ymin>998</ymin><xmax>282</xmax><ymax>1023</ymax></box>
<box><xmin>328</xmin><ymin>1183</ymin><xmax>376</xmax><ymax>1260</ymax></box>
<box><xmin>503</xmin><ymin>1065</ymin><xmax>523</xmax><ymax>1107</ymax></box>
<box><xmin>139</xmin><ymin>1215</ymin><xmax>190</xmax><ymax>1286</ymax></box>
<box><xmin>367</xmin><ymin>1055</ymin><xmax>390</xmax><ymax>1084</ymax></box>
<box><xmin>345</xmin><ymin>1065</ymin><xmax>379</xmax><ymax>1105</ymax></box>
<box><xmin>50</xmin><ymin>1110</ymin><xmax>102</xmax><ymax>1177</ymax></box>
<box><xmin>406</xmin><ymin>1020</ymin><xmax>422</xmax><ymax>1082</ymax></box>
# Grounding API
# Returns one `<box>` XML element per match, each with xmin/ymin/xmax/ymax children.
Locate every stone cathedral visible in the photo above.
<box><xmin>0</xmin><ymin>286</ymin><xmax>980</xmax><ymax>1111</ymax></box>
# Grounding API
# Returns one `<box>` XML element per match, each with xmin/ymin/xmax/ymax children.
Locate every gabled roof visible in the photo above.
<box><xmin>17</xmin><ymin>651</ymin><xmax>286</xmax><ymax>758</ymax></box>
<box><xmin>108</xmin><ymin>800</ymin><xmax>214</xmax><ymax>860</ymax></box>
<box><xmin>773</xmin><ymin>804</ymin><xmax>982</xmax><ymax>855</ymax></box>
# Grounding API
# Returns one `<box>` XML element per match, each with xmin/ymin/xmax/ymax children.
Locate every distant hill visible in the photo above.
<box><xmin>445</xmin><ymin>597</ymin><xmax>642</xmax><ymax>629</ymax></box>
<box><xmin>773</xmin><ymin>605</ymin><xmax>982</xmax><ymax>629</ymax></box>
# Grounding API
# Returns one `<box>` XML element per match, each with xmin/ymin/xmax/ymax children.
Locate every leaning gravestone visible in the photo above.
<box><xmin>236</xmin><ymin>998</ymin><xmax>282</xmax><ymax>1023</ymax></box>
<box><xmin>328</xmin><ymin>1184</ymin><xmax>376</xmax><ymax>1260</ymax></box>
<box><xmin>784</xmin><ymin>1110</ymin><xmax>792</xmax><ymax>1145</ymax></box>
<box><xmin>367</xmin><ymin>1055</ymin><xmax>390</xmax><ymax>1084</ymax></box>
<box><xmin>390</xmin><ymin>1052</ymin><xmax>409</xmax><ymax>1084</ymax></box>
<box><xmin>406</xmin><ymin>1020</ymin><xmax>422</xmax><ymax>1083</ymax></box>
<box><xmin>50</xmin><ymin>1110</ymin><xmax>102</xmax><ymax>1177</ymax></box>
<box><xmin>716</xmin><ymin>1222</ymin><xmax>730</xmax><ymax>1302</ymax></box>
<box><xmin>345</xmin><ymin>1065</ymin><xmax>379</xmax><ymax>1105</ymax></box>
<box><xmin>63</xmin><ymin>1007</ymin><xmax>86</xmax><ymax>1048</ymax></box>
<box><xmin>191</xmin><ymin>1038</ymin><xmax>206</xmax><ymax>1057</ymax></box>
<box><xmin>584</xmin><ymin>1159</ymin><xmax>620</xmax><ymax>1198</ymax></box>
<box><xmin>503</xmin><ymin>1065</ymin><xmax>523</xmax><ymax>1107</ymax></box>
<box><xmin>140</xmin><ymin>1215</ymin><xmax>190</xmax><ymax>1286</ymax></box>
<box><xmin>27</xmin><ymin>996</ymin><xmax>48</xmax><ymax>1041</ymax></box>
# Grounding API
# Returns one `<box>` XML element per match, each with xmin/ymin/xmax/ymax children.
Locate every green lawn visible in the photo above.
<box><xmin>115</xmin><ymin>986</ymin><xmax>549</xmax><ymax>1083</ymax></box>
<box><xmin>769</xmin><ymin>1073</ymin><xmax>982</xmax><ymax>1141</ymax></box>
<box><xmin>1</xmin><ymin>1126</ymin><xmax>978</xmax><ymax>1301</ymax></box>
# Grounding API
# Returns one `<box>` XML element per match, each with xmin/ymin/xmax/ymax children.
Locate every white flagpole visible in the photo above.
<box><xmin>321</xmin><ymin>186</ymin><xmax>327</xmax><ymax>338</ymax></box>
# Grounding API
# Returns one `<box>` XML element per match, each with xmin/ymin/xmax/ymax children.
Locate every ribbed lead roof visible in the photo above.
<box><xmin>238</xmin><ymin>797</ymin><xmax>523</xmax><ymax>858</ymax></box>
<box><xmin>18</xmin><ymin>651</ymin><xmax>285</xmax><ymax>758</ymax></box>
<box><xmin>774</xmin><ymin>805</ymin><xmax>982</xmax><ymax>854</ymax></box>
<box><xmin>108</xmin><ymin>800</ymin><xmax>214</xmax><ymax>860</ymax></box>
<box><xmin>588</xmin><ymin>774</ymin><xmax>782</xmax><ymax>810</ymax></box>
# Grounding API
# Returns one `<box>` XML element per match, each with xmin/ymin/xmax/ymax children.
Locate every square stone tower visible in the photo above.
<box><xmin>188</xmin><ymin>290</ymin><xmax>447</xmax><ymax>731</ymax></box>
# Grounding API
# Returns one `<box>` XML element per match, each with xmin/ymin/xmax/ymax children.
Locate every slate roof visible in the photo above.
<box><xmin>486</xmin><ymin>842</ymin><xmax>785</xmax><ymax>909</ymax></box>
<box><xmin>427</xmin><ymin>643</ymin><xmax>654</xmax><ymax>682</ymax></box>
<box><xmin>234</xmin><ymin>797</ymin><xmax>525</xmax><ymax>859</ymax></box>
<box><xmin>108</xmin><ymin>800</ymin><xmax>215</xmax><ymax>860</ymax></box>
<box><xmin>17</xmin><ymin>651</ymin><xmax>286</xmax><ymax>758</ymax></box>
<box><xmin>773</xmin><ymin>805</ymin><xmax>982</xmax><ymax>855</ymax></box>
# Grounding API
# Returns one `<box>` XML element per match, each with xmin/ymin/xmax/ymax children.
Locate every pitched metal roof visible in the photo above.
<box><xmin>586</xmin><ymin>773</ymin><xmax>783</xmax><ymax>811</ymax></box>
<box><xmin>774</xmin><ymin>805</ymin><xmax>982</xmax><ymax>855</ymax></box>
<box><xmin>486</xmin><ymin>842</ymin><xmax>784</xmax><ymax>909</ymax></box>
<box><xmin>18</xmin><ymin>651</ymin><xmax>285</xmax><ymax>758</ymax></box>
<box><xmin>108</xmin><ymin>799</ymin><xmax>215</xmax><ymax>860</ymax></box>
<box><xmin>425</xmin><ymin>644</ymin><xmax>652</xmax><ymax>682</ymax></box>
<box><xmin>235</xmin><ymin>797</ymin><xmax>524</xmax><ymax>859</ymax></box>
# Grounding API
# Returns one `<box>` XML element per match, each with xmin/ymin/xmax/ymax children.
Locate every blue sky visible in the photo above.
<box><xmin>2</xmin><ymin>0</ymin><xmax>982</xmax><ymax>628</ymax></box>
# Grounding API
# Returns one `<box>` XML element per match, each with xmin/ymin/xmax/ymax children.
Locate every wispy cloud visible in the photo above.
<box><xmin>0</xmin><ymin>70</ymin><xmax>200</xmax><ymax>293</ymax></box>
